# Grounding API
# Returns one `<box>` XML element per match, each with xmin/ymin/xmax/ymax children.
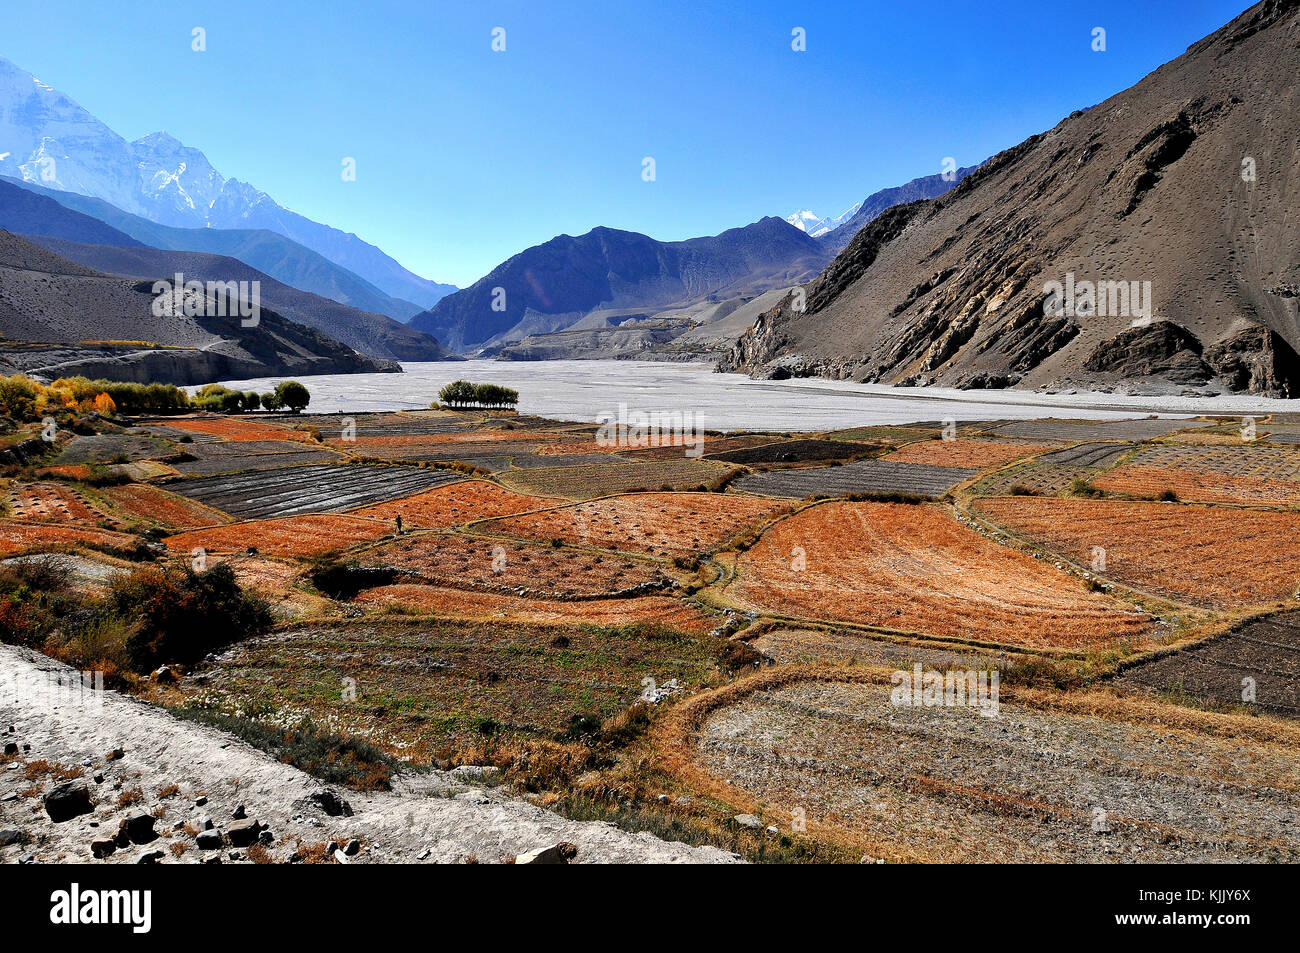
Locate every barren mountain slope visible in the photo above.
<box><xmin>722</xmin><ymin>0</ymin><xmax>1300</xmax><ymax>396</ymax></box>
<box><xmin>0</xmin><ymin>230</ymin><xmax>395</xmax><ymax>383</ymax></box>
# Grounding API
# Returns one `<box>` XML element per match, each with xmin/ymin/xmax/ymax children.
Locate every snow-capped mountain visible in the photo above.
<box><xmin>0</xmin><ymin>54</ymin><xmax>455</xmax><ymax>307</ymax></box>
<box><xmin>784</xmin><ymin>201</ymin><xmax>863</xmax><ymax>238</ymax></box>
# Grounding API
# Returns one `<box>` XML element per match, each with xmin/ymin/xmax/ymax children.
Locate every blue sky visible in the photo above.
<box><xmin>7</xmin><ymin>0</ymin><xmax>1250</xmax><ymax>287</ymax></box>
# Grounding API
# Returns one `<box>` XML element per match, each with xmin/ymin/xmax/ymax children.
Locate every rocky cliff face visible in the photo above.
<box><xmin>721</xmin><ymin>0</ymin><xmax>1300</xmax><ymax>397</ymax></box>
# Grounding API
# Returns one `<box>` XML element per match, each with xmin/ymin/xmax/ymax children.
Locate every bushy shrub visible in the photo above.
<box><xmin>108</xmin><ymin>563</ymin><xmax>274</xmax><ymax>670</ymax></box>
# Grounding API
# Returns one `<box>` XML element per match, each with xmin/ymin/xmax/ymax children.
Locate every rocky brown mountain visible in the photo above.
<box><xmin>721</xmin><ymin>0</ymin><xmax>1300</xmax><ymax>397</ymax></box>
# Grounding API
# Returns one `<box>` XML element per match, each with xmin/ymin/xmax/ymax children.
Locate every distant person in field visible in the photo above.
<box><xmin>395</xmin><ymin>514</ymin><xmax>403</xmax><ymax>537</ymax></box>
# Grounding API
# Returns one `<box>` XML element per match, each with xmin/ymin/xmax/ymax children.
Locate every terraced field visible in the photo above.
<box><xmin>1091</xmin><ymin>445</ymin><xmax>1300</xmax><ymax>506</ymax></box>
<box><xmin>51</xmin><ymin>433</ymin><xmax>174</xmax><ymax>465</ymax></box>
<box><xmin>688</xmin><ymin>677</ymin><xmax>1300</xmax><ymax>862</ymax></box>
<box><xmin>496</xmin><ymin>459</ymin><xmax>732</xmax><ymax>500</ymax></box>
<box><xmin>162</xmin><ymin>463</ymin><xmax>464</xmax><ymax>519</ymax></box>
<box><xmin>726</xmin><ymin>501</ymin><xmax>1151</xmax><ymax>648</ymax></box>
<box><xmin>974</xmin><ymin>497</ymin><xmax>1300</xmax><ymax>608</ymax></box>
<box><xmin>352</xmin><ymin>481</ymin><xmax>551</xmax><ymax>527</ymax></box>
<box><xmin>970</xmin><ymin>463</ymin><xmax>1103</xmax><ymax>498</ymax></box>
<box><xmin>357</xmin><ymin>533</ymin><xmax>667</xmax><ymax>597</ymax></box>
<box><xmin>141</xmin><ymin>416</ymin><xmax>306</xmax><ymax>443</ymax></box>
<box><xmin>0</xmin><ymin>521</ymin><xmax>138</xmax><ymax>556</ymax></box>
<box><xmin>883</xmin><ymin>439</ymin><xmax>1052</xmax><ymax>469</ymax></box>
<box><xmin>481</xmin><ymin>492</ymin><xmax>788</xmax><ymax>559</ymax></box>
<box><xmin>989</xmin><ymin>417</ymin><xmax>1208</xmax><ymax>442</ymax></box>
<box><xmin>166</xmin><ymin>514</ymin><xmax>392</xmax><ymax>558</ymax></box>
<box><xmin>355</xmin><ymin>584</ymin><xmax>714</xmax><ymax>632</ymax></box>
<box><xmin>706</xmin><ymin>439</ymin><xmax>876</xmax><ymax>465</ymax></box>
<box><xmin>1115</xmin><ymin>612</ymin><xmax>1300</xmax><ymax>718</ymax></box>
<box><xmin>5</xmin><ymin>483</ymin><xmax>112</xmax><ymax>525</ymax></box>
<box><xmin>733</xmin><ymin>459</ymin><xmax>977</xmax><ymax>499</ymax></box>
<box><xmin>187</xmin><ymin>618</ymin><xmax>726</xmax><ymax>762</ymax></box>
<box><xmin>170</xmin><ymin>439</ymin><xmax>340</xmax><ymax>476</ymax></box>
<box><xmin>100</xmin><ymin>483</ymin><xmax>233</xmax><ymax>530</ymax></box>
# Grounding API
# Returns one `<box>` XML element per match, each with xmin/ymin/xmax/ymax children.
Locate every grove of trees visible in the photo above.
<box><xmin>436</xmin><ymin>380</ymin><xmax>519</xmax><ymax>409</ymax></box>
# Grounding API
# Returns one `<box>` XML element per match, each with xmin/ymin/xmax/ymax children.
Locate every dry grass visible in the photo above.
<box><xmin>351</xmin><ymin>480</ymin><xmax>550</xmax><ymax>527</ymax></box>
<box><xmin>165</xmin><ymin>514</ymin><xmax>392</xmax><ymax>557</ymax></box>
<box><xmin>482</xmin><ymin>492</ymin><xmax>788</xmax><ymax>559</ymax></box>
<box><xmin>884</xmin><ymin>439</ymin><xmax>1052</xmax><ymax>469</ymax></box>
<box><xmin>726</xmin><ymin>501</ymin><xmax>1151</xmax><ymax>649</ymax></box>
<box><xmin>974</xmin><ymin>497</ymin><xmax>1300</xmax><ymax>608</ymax></box>
<box><xmin>355</xmin><ymin>584</ymin><xmax>715</xmax><ymax>632</ymax></box>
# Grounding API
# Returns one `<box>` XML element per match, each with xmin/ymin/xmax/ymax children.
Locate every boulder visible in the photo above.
<box><xmin>118</xmin><ymin>812</ymin><xmax>157</xmax><ymax>844</ymax></box>
<box><xmin>90</xmin><ymin>837</ymin><xmax>116</xmax><ymax>859</ymax></box>
<box><xmin>732</xmin><ymin>814</ymin><xmax>764</xmax><ymax>830</ymax></box>
<box><xmin>44</xmin><ymin>782</ymin><xmax>93</xmax><ymax>822</ymax></box>
<box><xmin>514</xmin><ymin>842</ymin><xmax>578</xmax><ymax>864</ymax></box>
<box><xmin>309</xmin><ymin>789</ymin><xmax>353</xmax><ymax>817</ymax></box>
<box><xmin>195</xmin><ymin>829</ymin><xmax>223</xmax><ymax>850</ymax></box>
<box><xmin>227</xmin><ymin>819</ymin><xmax>263</xmax><ymax>847</ymax></box>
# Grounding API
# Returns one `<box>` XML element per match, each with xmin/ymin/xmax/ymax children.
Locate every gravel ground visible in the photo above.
<box><xmin>0</xmin><ymin>644</ymin><xmax>737</xmax><ymax>864</ymax></box>
<box><xmin>696</xmin><ymin>679</ymin><xmax>1300</xmax><ymax>862</ymax></box>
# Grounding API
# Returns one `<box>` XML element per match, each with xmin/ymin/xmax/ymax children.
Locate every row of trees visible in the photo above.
<box><xmin>191</xmin><ymin>380</ymin><xmax>310</xmax><ymax>414</ymax></box>
<box><xmin>0</xmin><ymin>374</ymin><xmax>310</xmax><ymax>422</ymax></box>
<box><xmin>436</xmin><ymin>380</ymin><xmax>519</xmax><ymax>409</ymax></box>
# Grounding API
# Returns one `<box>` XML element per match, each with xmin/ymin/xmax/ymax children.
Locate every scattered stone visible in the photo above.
<box><xmin>515</xmin><ymin>842</ymin><xmax>579</xmax><ymax>865</ymax></box>
<box><xmin>0</xmin><ymin>828</ymin><xmax>26</xmax><ymax>848</ymax></box>
<box><xmin>326</xmin><ymin>840</ymin><xmax>339</xmax><ymax>854</ymax></box>
<box><xmin>150</xmin><ymin>666</ymin><xmax>176</xmax><ymax>685</ymax></box>
<box><xmin>136</xmin><ymin>849</ymin><xmax>165</xmax><ymax>865</ymax></box>
<box><xmin>90</xmin><ymin>837</ymin><xmax>116</xmax><ymax>859</ymax></box>
<box><xmin>227</xmin><ymin>818</ymin><xmax>263</xmax><ymax>847</ymax></box>
<box><xmin>92</xmin><ymin>773</ymin><xmax>103</xmax><ymax>784</ymax></box>
<box><xmin>309</xmin><ymin>789</ymin><xmax>353</xmax><ymax>817</ymax></box>
<box><xmin>3</xmin><ymin>741</ymin><xmax>17</xmax><ymax>755</ymax></box>
<box><xmin>118</xmin><ymin>812</ymin><xmax>157</xmax><ymax>845</ymax></box>
<box><xmin>232</xmin><ymin>804</ymin><xmax>247</xmax><ymax>820</ymax></box>
<box><xmin>343</xmin><ymin>839</ymin><xmax>360</xmax><ymax>857</ymax></box>
<box><xmin>195</xmin><ymin>829</ymin><xmax>223</xmax><ymax>850</ymax></box>
<box><xmin>106</xmin><ymin>746</ymin><xmax>124</xmax><ymax>761</ymax></box>
<box><xmin>44</xmin><ymin>783</ymin><xmax>93</xmax><ymax>822</ymax></box>
<box><xmin>194</xmin><ymin>795</ymin><xmax>207</xmax><ymax>807</ymax></box>
<box><xmin>203</xmin><ymin>855</ymin><xmax>221</xmax><ymax>864</ymax></box>
<box><xmin>732</xmin><ymin>814</ymin><xmax>764</xmax><ymax>830</ymax></box>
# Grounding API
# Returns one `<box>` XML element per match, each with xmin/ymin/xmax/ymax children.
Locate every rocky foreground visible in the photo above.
<box><xmin>0</xmin><ymin>645</ymin><xmax>736</xmax><ymax>864</ymax></box>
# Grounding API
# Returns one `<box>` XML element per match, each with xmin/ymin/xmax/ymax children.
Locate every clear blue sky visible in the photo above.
<box><xmin>7</xmin><ymin>0</ymin><xmax>1250</xmax><ymax>287</ymax></box>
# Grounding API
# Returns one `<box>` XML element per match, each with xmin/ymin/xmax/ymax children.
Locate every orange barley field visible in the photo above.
<box><xmin>166</xmin><ymin>514</ymin><xmax>391</xmax><ymax>557</ymax></box>
<box><xmin>726</xmin><ymin>500</ymin><xmax>1152</xmax><ymax>648</ymax></box>
<box><xmin>5</xmin><ymin>483</ymin><xmax>111</xmax><ymax>524</ymax></box>
<box><xmin>0</xmin><ymin>520</ymin><xmax>138</xmax><ymax>556</ymax></box>
<box><xmin>157</xmin><ymin>417</ymin><xmax>307</xmax><ymax>442</ymax></box>
<box><xmin>327</xmin><ymin>430</ymin><xmax>554</xmax><ymax>449</ymax></box>
<box><xmin>352</xmin><ymin>481</ymin><xmax>551</xmax><ymax>527</ymax></box>
<box><xmin>883</xmin><ymin>439</ymin><xmax>1053</xmax><ymax>469</ymax></box>
<box><xmin>358</xmin><ymin>532</ymin><xmax>665</xmax><ymax>596</ymax></box>
<box><xmin>101</xmin><ymin>483</ymin><xmax>233</xmax><ymax>530</ymax></box>
<box><xmin>354</xmin><ymin>584</ymin><xmax>715</xmax><ymax>631</ymax></box>
<box><xmin>974</xmin><ymin>497</ymin><xmax>1300</xmax><ymax>608</ymax></box>
<box><xmin>1092</xmin><ymin>464</ymin><xmax>1300</xmax><ymax>506</ymax></box>
<box><xmin>482</xmin><ymin>492</ymin><xmax>789</xmax><ymax>559</ymax></box>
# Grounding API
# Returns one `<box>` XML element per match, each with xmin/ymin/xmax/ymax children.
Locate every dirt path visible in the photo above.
<box><xmin>0</xmin><ymin>645</ymin><xmax>736</xmax><ymax>864</ymax></box>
